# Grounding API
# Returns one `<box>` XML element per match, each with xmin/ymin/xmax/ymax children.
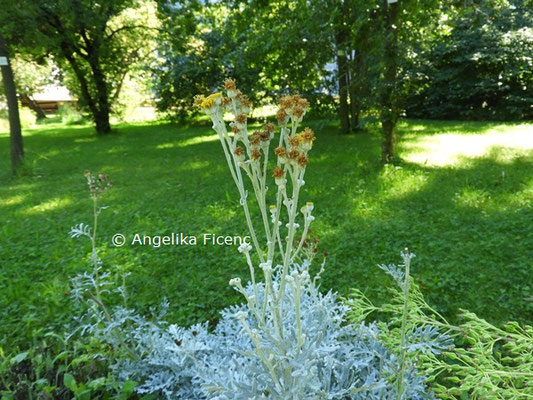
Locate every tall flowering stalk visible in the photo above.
<box><xmin>195</xmin><ymin>80</ymin><xmax>318</xmax><ymax>377</ymax></box>
<box><xmin>68</xmin><ymin>84</ymin><xmax>441</xmax><ymax>399</ymax></box>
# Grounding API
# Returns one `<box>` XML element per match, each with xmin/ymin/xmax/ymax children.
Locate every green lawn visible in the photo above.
<box><xmin>1</xmin><ymin>119</ymin><xmax>532</xmax><ymax>350</ymax></box>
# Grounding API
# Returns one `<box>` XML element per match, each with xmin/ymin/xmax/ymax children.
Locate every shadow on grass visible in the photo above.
<box><xmin>311</xmin><ymin>145</ymin><xmax>532</xmax><ymax>326</ymax></box>
<box><xmin>0</xmin><ymin>120</ymin><xmax>531</xmax><ymax>349</ymax></box>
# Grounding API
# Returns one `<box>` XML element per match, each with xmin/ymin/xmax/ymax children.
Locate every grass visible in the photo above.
<box><xmin>0</xmin><ymin>118</ymin><xmax>532</xmax><ymax>351</ymax></box>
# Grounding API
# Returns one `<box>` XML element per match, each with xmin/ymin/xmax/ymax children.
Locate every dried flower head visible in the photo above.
<box><xmin>241</xmin><ymin>97</ymin><xmax>252</xmax><ymax>108</ymax></box>
<box><xmin>236</xmin><ymin>91</ymin><xmax>252</xmax><ymax>111</ymax></box>
<box><xmin>278</xmin><ymin>95</ymin><xmax>294</xmax><ymax>109</ymax></box>
<box><xmin>275</xmin><ymin>147</ymin><xmax>287</xmax><ymax>157</ymax></box>
<box><xmin>272</xmin><ymin>166</ymin><xmax>285</xmax><ymax>179</ymax></box>
<box><xmin>301</xmin><ymin>128</ymin><xmax>316</xmax><ymax>143</ymax></box>
<box><xmin>288</xmin><ymin>135</ymin><xmax>301</xmax><ymax>148</ymax></box>
<box><xmin>259</xmin><ymin>131</ymin><xmax>271</xmax><ymax>142</ymax></box>
<box><xmin>251</xmin><ymin>149</ymin><xmax>261</xmax><ymax>161</ymax></box>
<box><xmin>263</xmin><ymin>123</ymin><xmax>275</xmax><ymax>134</ymax></box>
<box><xmin>250</xmin><ymin>132</ymin><xmax>262</xmax><ymax>147</ymax></box>
<box><xmin>276</xmin><ymin>109</ymin><xmax>288</xmax><ymax>125</ymax></box>
<box><xmin>236</xmin><ymin>113</ymin><xmax>247</xmax><ymax>124</ymax></box>
<box><xmin>234</xmin><ymin>146</ymin><xmax>245</xmax><ymax>161</ymax></box>
<box><xmin>297</xmin><ymin>155</ymin><xmax>309</xmax><ymax>167</ymax></box>
<box><xmin>297</xmin><ymin>96</ymin><xmax>309</xmax><ymax>110</ymax></box>
<box><xmin>84</xmin><ymin>170</ymin><xmax>112</xmax><ymax>198</ymax></box>
<box><xmin>294</xmin><ymin>106</ymin><xmax>305</xmax><ymax>117</ymax></box>
<box><xmin>224</xmin><ymin>78</ymin><xmax>237</xmax><ymax>91</ymax></box>
<box><xmin>278</xmin><ymin>94</ymin><xmax>308</xmax><ymax>112</ymax></box>
<box><xmin>288</xmin><ymin>149</ymin><xmax>301</xmax><ymax>160</ymax></box>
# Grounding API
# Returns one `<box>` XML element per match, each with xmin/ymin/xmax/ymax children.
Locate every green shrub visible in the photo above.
<box><xmin>58</xmin><ymin>104</ymin><xmax>84</xmax><ymax>125</ymax></box>
<box><xmin>406</xmin><ymin>1</ymin><xmax>533</xmax><ymax>121</ymax></box>
<box><xmin>0</xmin><ymin>336</ymin><xmax>141</xmax><ymax>399</ymax></box>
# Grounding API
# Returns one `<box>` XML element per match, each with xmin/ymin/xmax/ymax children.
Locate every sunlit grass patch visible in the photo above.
<box><xmin>402</xmin><ymin>123</ymin><xmax>533</xmax><ymax>166</ymax></box>
<box><xmin>155</xmin><ymin>133</ymin><xmax>220</xmax><ymax>149</ymax></box>
<box><xmin>24</xmin><ymin>196</ymin><xmax>73</xmax><ymax>215</ymax></box>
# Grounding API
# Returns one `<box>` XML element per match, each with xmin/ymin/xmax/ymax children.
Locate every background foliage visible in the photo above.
<box><xmin>406</xmin><ymin>0</ymin><xmax>533</xmax><ymax>121</ymax></box>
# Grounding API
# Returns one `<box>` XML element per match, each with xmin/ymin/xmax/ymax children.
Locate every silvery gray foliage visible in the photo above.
<box><xmin>377</xmin><ymin>254</ymin><xmax>454</xmax><ymax>358</ymax></box>
<box><xmin>378</xmin><ymin>263</ymin><xmax>405</xmax><ymax>287</ymax></box>
<box><xmin>406</xmin><ymin>326</ymin><xmax>454</xmax><ymax>356</ymax></box>
<box><xmin>75</xmin><ymin>265</ymin><xmax>437</xmax><ymax>400</ymax></box>
<box><xmin>70</xmin><ymin>266</ymin><xmax>112</xmax><ymax>304</ymax></box>
<box><xmin>69</xmin><ymin>223</ymin><xmax>92</xmax><ymax>239</ymax></box>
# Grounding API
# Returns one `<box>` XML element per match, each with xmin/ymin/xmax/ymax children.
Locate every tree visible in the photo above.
<box><xmin>11</xmin><ymin>56</ymin><xmax>56</xmax><ymax>120</ymax></box>
<box><xmin>154</xmin><ymin>0</ymin><xmax>337</xmax><ymax>121</ymax></box>
<box><xmin>406</xmin><ymin>0</ymin><xmax>533</xmax><ymax>121</ymax></box>
<box><xmin>334</xmin><ymin>0</ymin><xmax>378</xmax><ymax>134</ymax></box>
<box><xmin>0</xmin><ymin>32</ymin><xmax>24</xmax><ymax>174</ymax></box>
<box><xmin>0</xmin><ymin>0</ymin><xmax>159</xmax><ymax>134</ymax></box>
<box><xmin>380</xmin><ymin>0</ymin><xmax>401</xmax><ymax>163</ymax></box>
<box><xmin>351</xmin><ymin>0</ymin><xmax>440</xmax><ymax>162</ymax></box>
<box><xmin>334</xmin><ymin>0</ymin><xmax>352</xmax><ymax>133</ymax></box>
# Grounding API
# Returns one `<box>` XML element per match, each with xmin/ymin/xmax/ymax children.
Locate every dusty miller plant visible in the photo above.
<box><xmin>69</xmin><ymin>81</ymin><xmax>443</xmax><ymax>399</ymax></box>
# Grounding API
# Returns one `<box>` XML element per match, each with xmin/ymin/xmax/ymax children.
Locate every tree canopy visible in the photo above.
<box><xmin>0</xmin><ymin>0</ymin><xmax>159</xmax><ymax>134</ymax></box>
<box><xmin>1</xmin><ymin>0</ymin><xmax>531</xmax><ymax>137</ymax></box>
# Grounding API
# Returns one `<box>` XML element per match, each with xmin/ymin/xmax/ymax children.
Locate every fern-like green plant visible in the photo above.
<box><xmin>345</xmin><ymin>254</ymin><xmax>533</xmax><ymax>400</ymax></box>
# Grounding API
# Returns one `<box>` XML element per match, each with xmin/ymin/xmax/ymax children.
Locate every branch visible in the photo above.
<box><xmin>105</xmin><ymin>25</ymin><xmax>164</xmax><ymax>42</ymax></box>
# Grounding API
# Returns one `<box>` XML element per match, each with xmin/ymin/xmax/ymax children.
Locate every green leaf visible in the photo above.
<box><xmin>87</xmin><ymin>377</ymin><xmax>106</xmax><ymax>390</ymax></box>
<box><xmin>10</xmin><ymin>351</ymin><xmax>28</xmax><ymax>365</ymax></box>
<box><xmin>77</xmin><ymin>389</ymin><xmax>92</xmax><ymax>400</ymax></box>
<box><xmin>63</xmin><ymin>373</ymin><xmax>78</xmax><ymax>392</ymax></box>
<box><xmin>121</xmin><ymin>380</ymin><xmax>137</xmax><ymax>395</ymax></box>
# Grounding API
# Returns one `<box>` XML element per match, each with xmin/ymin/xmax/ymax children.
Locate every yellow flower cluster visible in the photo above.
<box><xmin>194</xmin><ymin>92</ymin><xmax>224</xmax><ymax>111</ymax></box>
<box><xmin>194</xmin><ymin>80</ymin><xmax>316</xmax><ymax>176</ymax></box>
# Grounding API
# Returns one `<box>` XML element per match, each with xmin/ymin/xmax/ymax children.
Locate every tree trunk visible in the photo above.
<box><xmin>90</xmin><ymin>59</ymin><xmax>111</xmax><ymax>134</ymax></box>
<box><xmin>20</xmin><ymin>93</ymin><xmax>46</xmax><ymax>120</ymax></box>
<box><xmin>61</xmin><ymin>41</ymin><xmax>111</xmax><ymax>135</ymax></box>
<box><xmin>349</xmin><ymin>17</ymin><xmax>371</xmax><ymax>133</ymax></box>
<box><xmin>335</xmin><ymin>1</ymin><xmax>351</xmax><ymax>134</ymax></box>
<box><xmin>0</xmin><ymin>33</ymin><xmax>24</xmax><ymax>174</ymax></box>
<box><xmin>94</xmin><ymin>106</ymin><xmax>111</xmax><ymax>134</ymax></box>
<box><xmin>348</xmin><ymin>70</ymin><xmax>360</xmax><ymax>131</ymax></box>
<box><xmin>381</xmin><ymin>120</ymin><xmax>396</xmax><ymax>163</ymax></box>
<box><xmin>380</xmin><ymin>0</ymin><xmax>400</xmax><ymax>163</ymax></box>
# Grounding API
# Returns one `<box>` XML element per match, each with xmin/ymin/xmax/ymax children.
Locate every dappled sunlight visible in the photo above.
<box><xmin>403</xmin><ymin>121</ymin><xmax>521</xmax><ymax>135</ymax></box>
<box><xmin>41</xmin><ymin>149</ymin><xmax>62</xmax><ymax>158</ymax></box>
<box><xmin>174</xmin><ymin>160</ymin><xmax>211</xmax><ymax>171</ymax></box>
<box><xmin>204</xmin><ymin>203</ymin><xmax>238</xmax><ymax>222</ymax></box>
<box><xmin>74</xmin><ymin>137</ymin><xmax>97</xmax><ymax>143</ymax></box>
<box><xmin>23</xmin><ymin>197</ymin><xmax>72</xmax><ymax>215</ymax></box>
<box><xmin>23</xmin><ymin>123</ymin><xmax>93</xmax><ymax>136</ymax></box>
<box><xmin>1</xmin><ymin>194</ymin><xmax>27</xmax><ymax>207</ymax></box>
<box><xmin>453</xmin><ymin>187</ymin><xmax>532</xmax><ymax>212</ymax></box>
<box><xmin>452</xmin><ymin>187</ymin><xmax>492</xmax><ymax>209</ymax></box>
<box><xmin>106</xmin><ymin>146</ymin><xmax>129</xmax><ymax>154</ymax></box>
<box><xmin>156</xmin><ymin>133</ymin><xmax>219</xmax><ymax>149</ymax></box>
<box><xmin>403</xmin><ymin>125</ymin><xmax>533</xmax><ymax>166</ymax></box>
